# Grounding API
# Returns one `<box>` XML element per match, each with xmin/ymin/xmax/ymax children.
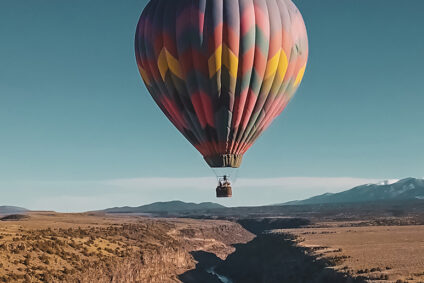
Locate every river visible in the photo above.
<box><xmin>206</xmin><ymin>266</ymin><xmax>233</xmax><ymax>283</ymax></box>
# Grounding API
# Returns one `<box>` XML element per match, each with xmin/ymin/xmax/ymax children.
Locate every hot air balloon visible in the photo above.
<box><xmin>135</xmin><ymin>0</ymin><xmax>308</xmax><ymax>197</ymax></box>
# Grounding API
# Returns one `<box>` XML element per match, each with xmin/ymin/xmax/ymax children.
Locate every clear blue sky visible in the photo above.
<box><xmin>0</xmin><ymin>0</ymin><xmax>423</xmax><ymax>211</ymax></box>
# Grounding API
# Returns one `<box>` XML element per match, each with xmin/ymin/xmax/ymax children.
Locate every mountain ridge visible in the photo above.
<box><xmin>284</xmin><ymin>177</ymin><xmax>424</xmax><ymax>205</ymax></box>
<box><xmin>0</xmin><ymin>206</ymin><xmax>29</xmax><ymax>214</ymax></box>
<box><xmin>103</xmin><ymin>200</ymin><xmax>225</xmax><ymax>213</ymax></box>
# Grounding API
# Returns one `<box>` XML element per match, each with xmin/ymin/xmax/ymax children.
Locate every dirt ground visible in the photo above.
<box><xmin>0</xmin><ymin>212</ymin><xmax>253</xmax><ymax>282</ymax></box>
<box><xmin>279</xmin><ymin>224</ymin><xmax>424</xmax><ymax>282</ymax></box>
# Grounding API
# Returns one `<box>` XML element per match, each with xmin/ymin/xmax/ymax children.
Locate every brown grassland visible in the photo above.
<box><xmin>0</xmin><ymin>212</ymin><xmax>253</xmax><ymax>282</ymax></box>
<box><xmin>279</xmin><ymin>223</ymin><xmax>424</xmax><ymax>282</ymax></box>
<box><xmin>1</xmin><ymin>209</ymin><xmax>424</xmax><ymax>283</ymax></box>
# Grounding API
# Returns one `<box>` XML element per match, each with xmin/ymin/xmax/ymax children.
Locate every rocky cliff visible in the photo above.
<box><xmin>0</xmin><ymin>213</ymin><xmax>254</xmax><ymax>282</ymax></box>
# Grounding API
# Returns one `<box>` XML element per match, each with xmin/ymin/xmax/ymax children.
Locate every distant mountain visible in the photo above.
<box><xmin>0</xmin><ymin>206</ymin><xmax>28</xmax><ymax>214</ymax></box>
<box><xmin>285</xmin><ymin>178</ymin><xmax>424</xmax><ymax>205</ymax></box>
<box><xmin>104</xmin><ymin>201</ymin><xmax>226</xmax><ymax>213</ymax></box>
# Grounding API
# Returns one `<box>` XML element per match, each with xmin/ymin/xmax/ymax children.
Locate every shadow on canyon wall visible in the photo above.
<box><xmin>216</xmin><ymin>233</ymin><xmax>365</xmax><ymax>283</ymax></box>
<box><xmin>178</xmin><ymin>251</ymin><xmax>223</xmax><ymax>283</ymax></box>
<box><xmin>179</xmin><ymin>218</ymin><xmax>366</xmax><ymax>283</ymax></box>
<box><xmin>179</xmin><ymin>234</ymin><xmax>365</xmax><ymax>283</ymax></box>
<box><xmin>236</xmin><ymin>218</ymin><xmax>311</xmax><ymax>234</ymax></box>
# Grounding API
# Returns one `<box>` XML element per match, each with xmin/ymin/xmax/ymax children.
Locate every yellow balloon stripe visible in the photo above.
<box><xmin>208</xmin><ymin>44</ymin><xmax>238</xmax><ymax>79</ymax></box>
<box><xmin>267</xmin><ymin>49</ymin><xmax>288</xmax><ymax>96</ymax></box>
<box><xmin>208</xmin><ymin>45</ymin><xmax>222</xmax><ymax>78</ymax></box>
<box><xmin>277</xmin><ymin>49</ymin><xmax>288</xmax><ymax>81</ymax></box>
<box><xmin>294</xmin><ymin>64</ymin><xmax>306</xmax><ymax>87</ymax></box>
<box><xmin>158</xmin><ymin>48</ymin><xmax>183</xmax><ymax>80</ymax></box>
<box><xmin>222</xmin><ymin>44</ymin><xmax>239</xmax><ymax>78</ymax></box>
<box><xmin>138</xmin><ymin>65</ymin><xmax>151</xmax><ymax>86</ymax></box>
<box><xmin>264</xmin><ymin>49</ymin><xmax>281</xmax><ymax>80</ymax></box>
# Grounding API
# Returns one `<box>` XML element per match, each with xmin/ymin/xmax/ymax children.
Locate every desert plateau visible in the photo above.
<box><xmin>1</xmin><ymin>193</ymin><xmax>424</xmax><ymax>283</ymax></box>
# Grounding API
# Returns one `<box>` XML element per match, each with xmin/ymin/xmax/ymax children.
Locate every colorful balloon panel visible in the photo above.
<box><xmin>135</xmin><ymin>0</ymin><xmax>308</xmax><ymax>168</ymax></box>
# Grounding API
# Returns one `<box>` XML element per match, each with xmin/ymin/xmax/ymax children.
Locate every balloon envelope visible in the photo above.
<box><xmin>135</xmin><ymin>0</ymin><xmax>308</xmax><ymax>168</ymax></box>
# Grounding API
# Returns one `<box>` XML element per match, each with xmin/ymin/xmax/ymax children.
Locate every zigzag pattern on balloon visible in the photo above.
<box><xmin>135</xmin><ymin>0</ymin><xmax>308</xmax><ymax>168</ymax></box>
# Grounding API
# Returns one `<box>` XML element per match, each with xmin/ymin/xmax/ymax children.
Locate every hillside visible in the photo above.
<box><xmin>104</xmin><ymin>200</ymin><xmax>225</xmax><ymax>213</ymax></box>
<box><xmin>0</xmin><ymin>206</ymin><xmax>28</xmax><ymax>215</ymax></box>
<box><xmin>0</xmin><ymin>212</ymin><xmax>253</xmax><ymax>282</ymax></box>
<box><xmin>286</xmin><ymin>177</ymin><xmax>424</xmax><ymax>205</ymax></box>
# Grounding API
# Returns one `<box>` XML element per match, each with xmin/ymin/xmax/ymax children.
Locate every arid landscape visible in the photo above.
<box><xmin>279</xmin><ymin>224</ymin><xmax>424</xmax><ymax>282</ymax></box>
<box><xmin>0</xmin><ymin>212</ymin><xmax>253</xmax><ymax>282</ymax></box>
<box><xmin>1</xmin><ymin>179</ymin><xmax>424</xmax><ymax>282</ymax></box>
<box><xmin>1</xmin><ymin>207</ymin><xmax>424</xmax><ymax>282</ymax></box>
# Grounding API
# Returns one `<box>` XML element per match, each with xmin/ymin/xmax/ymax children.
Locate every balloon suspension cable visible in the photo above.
<box><xmin>212</xmin><ymin>168</ymin><xmax>239</xmax><ymax>183</ymax></box>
